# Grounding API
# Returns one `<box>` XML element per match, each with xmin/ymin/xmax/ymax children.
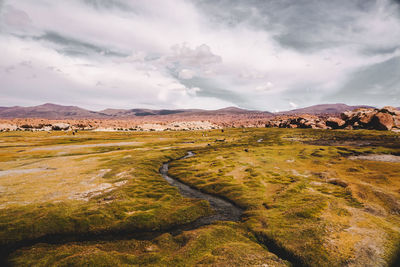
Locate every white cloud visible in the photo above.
<box><xmin>178</xmin><ymin>69</ymin><xmax>195</xmax><ymax>80</ymax></box>
<box><xmin>255</xmin><ymin>82</ymin><xmax>274</xmax><ymax>91</ymax></box>
<box><xmin>169</xmin><ymin>43</ymin><xmax>222</xmax><ymax>67</ymax></box>
<box><xmin>187</xmin><ymin>87</ymin><xmax>200</xmax><ymax>96</ymax></box>
<box><xmin>289</xmin><ymin>102</ymin><xmax>298</xmax><ymax>108</ymax></box>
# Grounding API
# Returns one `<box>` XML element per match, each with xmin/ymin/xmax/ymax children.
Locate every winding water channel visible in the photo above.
<box><xmin>1</xmin><ymin>151</ymin><xmax>298</xmax><ymax>266</ymax></box>
<box><xmin>160</xmin><ymin>151</ymin><xmax>242</xmax><ymax>226</ymax></box>
<box><xmin>162</xmin><ymin>152</ymin><xmax>299</xmax><ymax>266</ymax></box>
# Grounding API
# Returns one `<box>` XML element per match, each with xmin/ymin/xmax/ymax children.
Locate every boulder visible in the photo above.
<box><xmin>370</xmin><ymin>112</ymin><xmax>394</xmax><ymax>130</ymax></box>
<box><xmin>358</xmin><ymin>111</ymin><xmax>377</xmax><ymax>126</ymax></box>
<box><xmin>394</xmin><ymin>116</ymin><xmax>400</xmax><ymax>128</ymax></box>
<box><xmin>325</xmin><ymin>117</ymin><xmax>345</xmax><ymax>129</ymax></box>
<box><xmin>51</xmin><ymin>123</ymin><xmax>70</xmax><ymax>131</ymax></box>
<box><xmin>380</xmin><ymin>106</ymin><xmax>400</xmax><ymax>116</ymax></box>
<box><xmin>340</xmin><ymin>110</ymin><xmax>353</xmax><ymax>121</ymax></box>
<box><xmin>341</xmin><ymin>108</ymin><xmax>377</xmax><ymax>128</ymax></box>
<box><xmin>304</xmin><ymin>121</ymin><xmax>313</xmax><ymax>128</ymax></box>
<box><xmin>316</xmin><ymin>122</ymin><xmax>327</xmax><ymax>129</ymax></box>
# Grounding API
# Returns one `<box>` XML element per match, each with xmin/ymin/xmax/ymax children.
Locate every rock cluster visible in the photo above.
<box><xmin>340</xmin><ymin>106</ymin><xmax>400</xmax><ymax>131</ymax></box>
<box><xmin>0</xmin><ymin>107</ymin><xmax>399</xmax><ymax>132</ymax></box>
<box><xmin>265</xmin><ymin>115</ymin><xmax>326</xmax><ymax>129</ymax></box>
<box><xmin>265</xmin><ymin>106</ymin><xmax>400</xmax><ymax>131</ymax></box>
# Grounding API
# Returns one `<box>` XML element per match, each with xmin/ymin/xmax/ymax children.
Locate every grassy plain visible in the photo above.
<box><xmin>1</xmin><ymin>128</ymin><xmax>400</xmax><ymax>266</ymax></box>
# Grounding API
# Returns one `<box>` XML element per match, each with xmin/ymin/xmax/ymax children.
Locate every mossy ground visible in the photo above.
<box><xmin>169</xmin><ymin>128</ymin><xmax>400</xmax><ymax>266</ymax></box>
<box><xmin>1</xmin><ymin>128</ymin><xmax>400</xmax><ymax>266</ymax></box>
<box><xmin>9</xmin><ymin>222</ymin><xmax>288</xmax><ymax>267</ymax></box>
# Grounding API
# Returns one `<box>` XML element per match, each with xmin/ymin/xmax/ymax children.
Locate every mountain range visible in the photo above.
<box><xmin>0</xmin><ymin>103</ymin><xmax>396</xmax><ymax>119</ymax></box>
<box><xmin>0</xmin><ymin>103</ymin><xmax>271</xmax><ymax>119</ymax></box>
<box><xmin>276</xmin><ymin>103</ymin><xmax>376</xmax><ymax>115</ymax></box>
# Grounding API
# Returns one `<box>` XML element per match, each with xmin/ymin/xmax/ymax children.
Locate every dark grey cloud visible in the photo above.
<box><xmin>327</xmin><ymin>56</ymin><xmax>400</xmax><ymax>105</ymax></box>
<box><xmin>362</xmin><ymin>46</ymin><xmax>400</xmax><ymax>56</ymax></box>
<box><xmin>33</xmin><ymin>32</ymin><xmax>127</xmax><ymax>57</ymax></box>
<box><xmin>178</xmin><ymin>76</ymin><xmax>249</xmax><ymax>107</ymax></box>
<box><xmin>194</xmin><ymin>0</ymin><xmax>398</xmax><ymax>52</ymax></box>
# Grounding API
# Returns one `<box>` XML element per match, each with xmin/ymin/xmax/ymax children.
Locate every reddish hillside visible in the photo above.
<box><xmin>0</xmin><ymin>103</ymin><xmax>108</xmax><ymax>119</ymax></box>
<box><xmin>277</xmin><ymin>104</ymin><xmax>374</xmax><ymax>115</ymax></box>
<box><xmin>0</xmin><ymin>103</ymin><xmax>271</xmax><ymax>119</ymax></box>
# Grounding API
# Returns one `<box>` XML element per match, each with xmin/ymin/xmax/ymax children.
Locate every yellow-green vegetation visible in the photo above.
<box><xmin>169</xmin><ymin>128</ymin><xmax>400</xmax><ymax>266</ymax></box>
<box><xmin>1</xmin><ymin>128</ymin><xmax>400</xmax><ymax>266</ymax></box>
<box><xmin>0</xmin><ymin>131</ymin><xmax>216</xmax><ymax>245</ymax></box>
<box><xmin>9</xmin><ymin>222</ymin><xmax>287</xmax><ymax>267</ymax></box>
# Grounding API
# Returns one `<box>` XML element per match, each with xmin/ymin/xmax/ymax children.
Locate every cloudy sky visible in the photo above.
<box><xmin>1</xmin><ymin>0</ymin><xmax>399</xmax><ymax>111</ymax></box>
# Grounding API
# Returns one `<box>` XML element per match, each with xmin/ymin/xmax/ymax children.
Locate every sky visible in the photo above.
<box><xmin>0</xmin><ymin>0</ymin><xmax>399</xmax><ymax>111</ymax></box>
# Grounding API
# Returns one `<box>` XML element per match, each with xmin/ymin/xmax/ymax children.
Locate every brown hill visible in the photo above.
<box><xmin>100</xmin><ymin>108</ymin><xmax>200</xmax><ymax>117</ymax></box>
<box><xmin>277</xmin><ymin>103</ymin><xmax>375</xmax><ymax>115</ymax></box>
<box><xmin>0</xmin><ymin>103</ymin><xmax>108</xmax><ymax>119</ymax></box>
<box><xmin>1</xmin><ymin>103</ymin><xmax>386</xmax><ymax>119</ymax></box>
<box><xmin>177</xmin><ymin>107</ymin><xmax>271</xmax><ymax>116</ymax></box>
<box><xmin>0</xmin><ymin>103</ymin><xmax>271</xmax><ymax>119</ymax></box>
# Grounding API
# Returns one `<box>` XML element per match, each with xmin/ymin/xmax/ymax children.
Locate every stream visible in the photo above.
<box><xmin>0</xmin><ymin>151</ymin><xmax>243</xmax><ymax>265</ymax></box>
<box><xmin>160</xmin><ymin>151</ymin><xmax>242</xmax><ymax>226</ymax></box>
<box><xmin>1</xmin><ymin>151</ymin><xmax>302</xmax><ymax>266</ymax></box>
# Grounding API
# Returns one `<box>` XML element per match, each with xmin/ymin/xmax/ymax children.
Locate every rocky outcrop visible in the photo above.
<box><xmin>340</xmin><ymin>106</ymin><xmax>399</xmax><ymax>131</ymax></box>
<box><xmin>341</xmin><ymin>108</ymin><xmax>376</xmax><ymax>128</ymax></box>
<box><xmin>265</xmin><ymin>106</ymin><xmax>400</xmax><ymax>132</ymax></box>
<box><xmin>265</xmin><ymin>115</ymin><xmax>328</xmax><ymax>129</ymax></box>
